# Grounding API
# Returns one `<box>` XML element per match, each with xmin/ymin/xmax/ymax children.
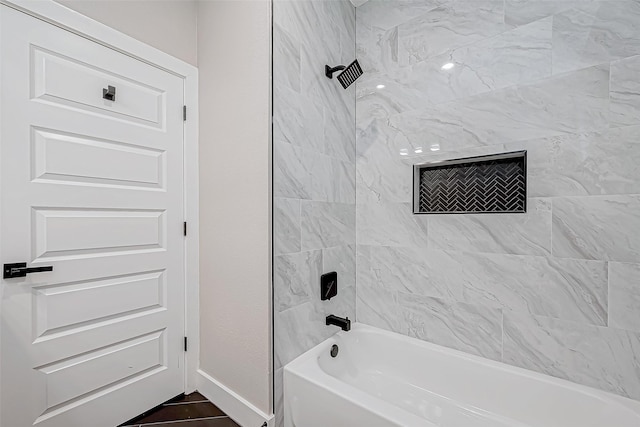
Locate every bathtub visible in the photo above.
<box><xmin>284</xmin><ymin>323</ymin><xmax>640</xmax><ymax>427</ymax></box>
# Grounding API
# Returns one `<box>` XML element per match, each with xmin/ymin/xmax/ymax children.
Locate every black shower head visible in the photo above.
<box><xmin>325</xmin><ymin>59</ymin><xmax>363</xmax><ymax>89</ymax></box>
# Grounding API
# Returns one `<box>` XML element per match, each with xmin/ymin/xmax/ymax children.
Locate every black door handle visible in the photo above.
<box><xmin>3</xmin><ymin>263</ymin><xmax>53</xmax><ymax>279</ymax></box>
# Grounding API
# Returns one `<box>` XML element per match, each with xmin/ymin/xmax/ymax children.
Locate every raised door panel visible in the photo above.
<box><xmin>31</xmin><ymin>46</ymin><xmax>165</xmax><ymax>128</ymax></box>
<box><xmin>33</xmin><ymin>271</ymin><xmax>166</xmax><ymax>339</ymax></box>
<box><xmin>35</xmin><ymin>330</ymin><xmax>166</xmax><ymax>420</ymax></box>
<box><xmin>32</xmin><ymin>128</ymin><xmax>166</xmax><ymax>189</ymax></box>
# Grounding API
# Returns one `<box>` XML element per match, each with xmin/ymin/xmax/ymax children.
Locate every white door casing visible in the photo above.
<box><xmin>1</xmin><ymin>6</ymin><xmax>187</xmax><ymax>427</ymax></box>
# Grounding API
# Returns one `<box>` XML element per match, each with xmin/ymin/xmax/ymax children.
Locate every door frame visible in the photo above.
<box><xmin>0</xmin><ymin>0</ymin><xmax>200</xmax><ymax>396</ymax></box>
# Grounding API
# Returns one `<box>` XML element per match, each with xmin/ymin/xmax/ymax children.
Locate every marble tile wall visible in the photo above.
<box><xmin>356</xmin><ymin>0</ymin><xmax>640</xmax><ymax>402</ymax></box>
<box><xmin>272</xmin><ymin>0</ymin><xmax>356</xmax><ymax>425</ymax></box>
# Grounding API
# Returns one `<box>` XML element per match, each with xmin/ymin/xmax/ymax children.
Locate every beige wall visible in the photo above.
<box><xmin>197</xmin><ymin>0</ymin><xmax>272</xmax><ymax>415</ymax></box>
<box><xmin>55</xmin><ymin>0</ymin><xmax>198</xmax><ymax>65</ymax></box>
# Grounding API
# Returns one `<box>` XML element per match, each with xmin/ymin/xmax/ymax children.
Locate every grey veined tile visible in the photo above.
<box><xmin>397</xmin><ymin>292</ymin><xmax>503</xmax><ymax>361</ymax></box>
<box><xmin>273</xmin><ymin>84</ymin><xmax>324</xmax><ymax>153</ymax></box>
<box><xmin>609</xmin><ymin>262</ymin><xmax>640</xmax><ymax>333</ymax></box>
<box><xmin>309</xmin><ymin>153</ymin><xmax>355</xmax><ymax>204</ymax></box>
<box><xmin>414</xmin><ymin>16</ymin><xmax>551</xmax><ymax>103</ymax></box>
<box><xmin>503</xmin><ymin>313</ymin><xmax>640</xmax><ymax>400</ymax></box>
<box><xmin>273</xmin><ymin>140</ymin><xmax>312</xmax><ymax>200</ymax></box>
<box><xmin>274</xmin><ymin>301</ymin><xmax>333</xmax><ymax>369</ymax></box>
<box><xmin>611</xmin><ymin>55</ymin><xmax>640</xmax><ymax>128</ymax></box>
<box><xmin>276</xmin><ymin>142</ymin><xmax>355</xmax><ymax>204</ymax></box>
<box><xmin>356</xmin><ymin>0</ymin><xmax>447</xmax><ymax>31</ymax></box>
<box><xmin>323</xmin><ymin>244</ymin><xmax>356</xmax><ymax>287</ymax></box>
<box><xmin>329</xmin><ymin>0</ymin><xmax>356</xmax><ymax>50</ymax></box>
<box><xmin>356</xmin><ymin>202</ymin><xmax>428</xmax><ymax>248</ymax></box>
<box><xmin>355</xmin><ymin>70</ymin><xmax>423</xmax><ymax>122</ymax></box>
<box><xmin>428</xmin><ymin>199</ymin><xmax>552</xmax><ymax>256</ymax></box>
<box><xmin>356</xmin><ymin>118</ymin><xmax>411</xmax><ymax>164</ymax></box>
<box><xmin>356</xmin><ymin>285</ymin><xmax>503</xmax><ymax>360</ymax></box>
<box><xmin>505</xmin><ymin>0</ymin><xmax>600</xmax><ymax>27</ymax></box>
<box><xmin>273</xmin><ymin>0</ymin><xmax>318</xmax><ymax>43</ymax></box>
<box><xmin>398</xmin><ymin>1</ymin><xmax>508</xmax><ymax>66</ymax></box>
<box><xmin>274</xmin><ymin>197</ymin><xmax>301</xmax><ymax>255</ymax></box>
<box><xmin>301</xmin><ymin>201</ymin><xmax>355</xmax><ymax>251</ymax></box>
<box><xmin>324</xmin><ymin>107</ymin><xmax>356</xmax><ymax>163</ymax></box>
<box><xmin>356</xmin><ymin>245</ymin><xmax>463</xmax><ymax>300</ymax></box>
<box><xmin>356</xmin><ymin>157</ymin><xmax>413</xmax><ymax>204</ymax></box>
<box><xmin>356</xmin><ymin>245</ymin><xmax>607</xmax><ymax>325</ymax></box>
<box><xmin>357</xmin><ymin>285</ymin><xmax>409</xmax><ymax>334</ymax></box>
<box><xmin>321</xmin><ymin>283</ymin><xmax>356</xmax><ymax>325</ymax></box>
<box><xmin>300</xmin><ymin>39</ymin><xmax>353</xmax><ymax>130</ymax></box>
<box><xmin>356</xmin><ymin>17</ymin><xmax>552</xmax><ymax>113</ymax></box>
<box><xmin>552</xmin><ymin>1</ymin><xmax>640</xmax><ymax>74</ymax></box>
<box><xmin>274</xmin><ymin>250</ymin><xmax>321</xmax><ymax>313</ymax></box>
<box><xmin>355</xmin><ymin>119</ymin><xmax>509</xmax><ymax>171</ymax></box>
<box><xmin>458</xmin><ymin>252</ymin><xmax>608</xmax><ymax>326</ymax></box>
<box><xmin>510</xmin><ymin>126</ymin><xmax>640</xmax><ymax>197</ymax></box>
<box><xmin>552</xmin><ymin>195</ymin><xmax>640</xmax><ymax>262</ymax></box>
<box><xmin>273</xmin><ymin>23</ymin><xmax>300</xmax><ymax>92</ymax></box>
<box><xmin>386</xmin><ymin>64</ymin><xmax>609</xmax><ymax>152</ymax></box>
<box><xmin>356</xmin><ymin>24</ymin><xmax>399</xmax><ymax>75</ymax></box>
<box><xmin>274</xmin><ymin>367</ymin><xmax>284</xmax><ymax>427</ymax></box>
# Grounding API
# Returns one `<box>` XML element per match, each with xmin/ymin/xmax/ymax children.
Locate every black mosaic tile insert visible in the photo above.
<box><xmin>414</xmin><ymin>151</ymin><xmax>526</xmax><ymax>214</ymax></box>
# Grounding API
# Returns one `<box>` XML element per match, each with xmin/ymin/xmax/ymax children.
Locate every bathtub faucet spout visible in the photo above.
<box><xmin>326</xmin><ymin>314</ymin><xmax>351</xmax><ymax>331</ymax></box>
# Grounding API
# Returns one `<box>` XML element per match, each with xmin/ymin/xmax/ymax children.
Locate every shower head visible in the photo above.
<box><xmin>325</xmin><ymin>59</ymin><xmax>363</xmax><ymax>89</ymax></box>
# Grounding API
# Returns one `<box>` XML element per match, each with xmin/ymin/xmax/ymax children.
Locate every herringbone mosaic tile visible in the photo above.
<box><xmin>417</xmin><ymin>154</ymin><xmax>526</xmax><ymax>214</ymax></box>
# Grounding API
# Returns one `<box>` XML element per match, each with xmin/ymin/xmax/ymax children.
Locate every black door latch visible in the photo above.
<box><xmin>3</xmin><ymin>263</ymin><xmax>53</xmax><ymax>279</ymax></box>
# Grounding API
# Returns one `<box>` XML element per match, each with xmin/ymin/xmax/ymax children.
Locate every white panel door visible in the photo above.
<box><xmin>0</xmin><ymin>6</ymin><xmax>186</xmax><ymax>427</ymax></box>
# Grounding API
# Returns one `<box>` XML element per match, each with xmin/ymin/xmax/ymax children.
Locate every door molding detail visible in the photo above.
<box><xmin>0</xmin><ymin>0</ymin><xmax>200</xmax><ymax>395</ymax></box>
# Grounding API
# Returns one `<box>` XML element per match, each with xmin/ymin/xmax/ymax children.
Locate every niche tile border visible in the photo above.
<box><xmin>413</xmin><ymin>151</ymin><xmax>527</xmax><ymax>214</ymax></box>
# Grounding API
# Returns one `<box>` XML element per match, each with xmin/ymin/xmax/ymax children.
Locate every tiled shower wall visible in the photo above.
<box><xmin>272</xmin><ymin>0</ymin><xmax>356</xmax><ymax>425</ymax></box>
<box><xmin>356</xmin><ymin>0</ymin><xmax>640</xmax><ymax>401</ymax></box>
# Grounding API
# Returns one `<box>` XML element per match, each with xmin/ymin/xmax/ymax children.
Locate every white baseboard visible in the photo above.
<box><xmin>196</xmin><ymin>369</ymin><xmax>274</xmax><ymax>427</ymax></box>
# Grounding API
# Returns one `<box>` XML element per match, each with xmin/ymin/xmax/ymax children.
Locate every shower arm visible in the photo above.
<box><xmin>325</xmin><ymin>64</ymin><xmax>346</xmax><ymax>79</ymax></box>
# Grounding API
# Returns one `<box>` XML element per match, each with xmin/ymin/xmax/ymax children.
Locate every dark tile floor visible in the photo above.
<box><xmin>121</xmin><ymin>392</ymin><xmax>240</xmax><ymax>426</ymax></box>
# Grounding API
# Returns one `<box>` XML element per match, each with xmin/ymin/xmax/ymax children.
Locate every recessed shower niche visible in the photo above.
<box><xmin>413</xmin><ymin>151</ymin><xmax>527</xmax><ymax>214</ymax></box>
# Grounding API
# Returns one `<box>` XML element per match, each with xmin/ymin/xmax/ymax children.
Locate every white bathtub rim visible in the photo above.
<box><xmin>285</xmin><ymin>322</ymin><xmax>640</xmax><ymax>417</ymax></box>
<box><xmin>285</xmin><ymin>354</ymin><xmax>437</xmax><ymax>427</ymax></box>
<box><xmin>286</xmin><ymin>358</ymin><xmax>531</xmax><ymax>427</ymax></box>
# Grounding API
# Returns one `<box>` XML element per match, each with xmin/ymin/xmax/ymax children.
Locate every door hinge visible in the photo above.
<box><xmin>183</xmin><ymin>105</ymin><xmax>187</xmax><ymax>121</ymax></box>
<box><xmin>184</xmin><ymin>336</ymin><xmax>188</xmax><ymax>352</ymax></box>
<box><xmin>183</xmin><ymin>221</ymin><xmax>187</xmax><ymax>236</ymax></box>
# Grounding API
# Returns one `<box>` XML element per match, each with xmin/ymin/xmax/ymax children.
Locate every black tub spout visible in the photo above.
<box><xmin>326</xmin><ymin>314</ymin><xmax>351</xmax><ymax>331</ymax></box>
